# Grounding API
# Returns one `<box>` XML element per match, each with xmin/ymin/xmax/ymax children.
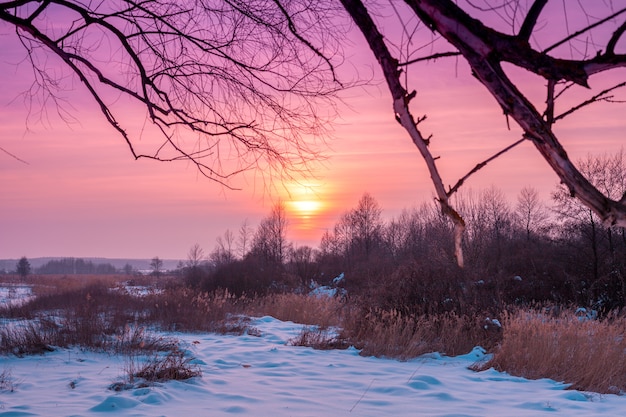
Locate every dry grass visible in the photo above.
<box><xmin>0</xmin><ymin>284</ymin><xmax>251</xmax><ymax>357</ymax></box>
<box><xmin>341</xmin><ymin>308</ymin><xmax>501</xmax><ymax>360</ymax></box>
<box><xmin>246</xmin><ymin>293</ymin><xmax>345</xmax><ymax>328</ymax></box>
<box><xmin>476</xmin><ymin>309</ymin><xmax>626</xmax><ymax>394</ymax></box>
<box><xmin>11</xmin><ymin>276</ymin><xmax>626</xmax><ymax>395</ymax></box>
<box><xmin>1</xmin><ymin>274</ymin><xmax>172</xmax><ymax>298</ymax></box>
<box><xmin>288</xmin><ymin>326</ymin><xmax>350</xmax><ymax>350</ymax></box>
<box><xmin>117</xmin><ymin>348</ymin><xmax>202</xmax><ymax>389</ymax></box>
<box><xmin>144</xmin><ymin>288</ymin><xmax>247</xmax><ymax>333</ymax></box>
<box><xmin>0</xmin><ymin>367</ymin><xmax>17</xmax><ymax>392</ymax></box>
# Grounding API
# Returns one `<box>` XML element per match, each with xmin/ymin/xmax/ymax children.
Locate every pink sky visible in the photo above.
<box><xmin>1</xmin><ymin>2</ymin><xmax>625</xmax><ymax>260</ymax></box>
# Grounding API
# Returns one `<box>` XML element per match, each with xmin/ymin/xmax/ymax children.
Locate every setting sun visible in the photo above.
<box><xmin>279</xmin><ymin>180</ymin><xmax>335</xmax><ymax>245</ymax></box>
<box><xmin>290</xmin><ymin>200</ymin><xmax>322</xmax><ymax>217</ymax></box>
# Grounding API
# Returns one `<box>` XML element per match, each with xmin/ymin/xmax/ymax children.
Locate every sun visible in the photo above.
<box><xmin>290</xmin><ymin>199</ymin><xmax>323</xmax><ymax>217</ymax></box>
<box><xmin>281</xmin><ymin>181</ymin><xmax>328</xmax><ymax>238</ymax></box>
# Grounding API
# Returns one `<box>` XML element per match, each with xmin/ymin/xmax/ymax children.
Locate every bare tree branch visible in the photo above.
<box><xmin>340</xmin><ymin>0</ymin><xmax>466</xmax><ymax>267</ymax></box>
<box><xmin>398</xmin><ymin>51</ymin><xmax>460</xmax><ymax>67</ymax></box>
<box><xmin>607</xmin><ymin>20</ymin><xmax>626</xmax><ymax>56</ymax></box>
<box><xmin>542</xmin><ymin>7</ymin><xmax>626</xmax><ymax>55</ymax></box>
<box><xmin>1</xmin><ymin>0</ymin><xmax>349</xmax><ymax>186</ymax></box>
<box><xmin>447</xmin><ymin>137</ymin><xmax>526</xmax><ymax>198</ymax></box>
<box><xmin>1</xmin><ymin>146</ymin><xmax>29</xmax><ymax>164</ymax></box>
<box><xmin>341</xmin><ymin>0</ymin><xmax>626</xmax><ymax>266</ymax></box>
<box><xmin>403</xmin><ymin>0</ymin><xmax>626</xmax><ymax>228</ymax></box>
<box><xmin>518</xmin><ymin>0</ymin><xmax>548</xmax><ymax>41</ymax></box>
<box><xmin>554</xmin><ymin>82</ymin><xmax>626</xmax><ymax>122</ymax></box>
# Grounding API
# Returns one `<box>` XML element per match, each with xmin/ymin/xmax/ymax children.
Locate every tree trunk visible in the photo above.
<box><xmin>340</xmin><ymin>0</ymin><xmax>466</xmax><ymax>267</ymax></box>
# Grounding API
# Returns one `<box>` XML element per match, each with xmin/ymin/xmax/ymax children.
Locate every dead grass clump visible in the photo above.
<box><xmin>111</xmin><ymin>325</ymin><xmax>179</xmax><ymax>355</ymax></box>
<box><xmin>0</xmin><ymin>318</ymin><xmax>176</xmax><ymax>357</ymax></box>
<box><xmin>476</xmin><ymin>309</ymin><xmax>626</xmax><ymax>394</ymax></box>
<box><xmin>114</xmin><ymin>349</ymin><xmax>201</xmax><ymax>390</ymax></box>
<box><xmin>341</xmin><ymin>309</ymin><xmax>501</xmax><ymax>360</ymax></box>
<box><xmin>0</xmin><ymin>367</ymin><xmax>18</xmax><ymax>392</ymax></box>
<box><xmin>132</xmin><ymin>350</ymin><xmax>201</xmax><ymax>382</ymax></box>
<box><xmin>0</xmin><ymin>321</ymin><xmax>55</xmax><ymax>356</ymax></box>
<box><xmin>288</xmin><ymin>326</ymin><xmax>350</xmax><ymax>350</ymax></box>
<box><xmin>247</xmin><ymin>293</ymin><xmax>344</xmax><ymax>327</ymax></box>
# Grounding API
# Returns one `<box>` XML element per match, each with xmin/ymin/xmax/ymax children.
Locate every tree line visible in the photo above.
<box><xmin>8</xmin><ymin>258</ymin><xmax>133</xmax><ymax>276</ymax></box>
<box><xmin>182</xmin><ymin>152</ymin><xmax>626</xmax><ymax>316</ymax></box>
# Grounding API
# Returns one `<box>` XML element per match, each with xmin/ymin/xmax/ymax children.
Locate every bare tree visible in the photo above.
<box><xmin>1</xmin><ymin>0</ymin><xmax>348</xmax><ymax>185</ymax></box>
<box><xmin>339</xmin><ymin>0</ymin><xmax>626</xmax><ymax>266</ymax></box>
<box><xmin>350</xmin><ymin>192</ymin><xmax>383</xmax><ymax>260</ymax></box>
<box><xmin>553</xmin><ymin>151</ymin><xmax>626</xmax><ymax>282</ymax></box>
<box><xmin>251</xmin><ymin>201</ymin><xmax>290</xmax><ymax>264</ymax></box>
<box><xmin>287</xmin><ymin>244</ymin><xmax>318</xmax><ymax>286</ymax></box>
<box><xmin>186</xmin><ymin>243</ymin><xmax>206</xmax><ymax>268</ymax></box>
<box><xmin>212</xmin><ymin>229</ymin><xmax>236</xmax><ymax>265</ymax></box>
<box><xmin>515</xmin><ymin>186</ymin><xmax>549</xmax><ymax>241</ymax></box>
<box><xmin>237</xmin><ymin>219</ymin><xmax>254</xmax><ymax>259</ymax></box>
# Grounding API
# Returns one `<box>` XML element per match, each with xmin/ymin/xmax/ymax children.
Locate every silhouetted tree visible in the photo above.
<box><xmin>340</xmin><ymin>0</ymin><xmax>626</xmax><ymax>266</ymax></box>
<box><xmin>184</xmin><ymin>244</ymin><xmax>208</xmax><ymax>288</ymax></box>
<box><xmin>287</xmin><ymin>245</ymin><xmax>319</xmax><ymax>287</ymax></box>
<box><xmin>237</xmin><ymin>220</ymin><xmax>254</xmax><ymax>260</ymax></box>
<box><xmin>16</xmin><ymin>256</ymin><xmax>31</xmax><ymax>278</ymax></box>
<box><xmin>553</xmin><ymin>151</ymin><xmax>626</xmax><ymax>308</ymax></box>
<box><xmin>514</xmin><ymin>187</ymin><xmax>549</xmax><ymax>241</ymax></box>
<box><xmin>211</xmin><ymin>230</ymin><xmax>236</xmax><ymax>266</ymax></box>
<box><xmin>1</xmin><ymin>0</ymin><xmax>349</xmax><ymax>184</ymax></box>
<box><xmin>251</xmin><ymin>202</ymin><xmax>290</xmax><ymax>265</ymax></box>
<box><xmin>150</xmin><ymin>257</ymin><xmax>164</xmax><ymax>277</ymax></box>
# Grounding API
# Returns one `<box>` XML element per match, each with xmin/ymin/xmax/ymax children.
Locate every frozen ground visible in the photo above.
<box><xmin>0</xmin><ymin>316</ymin><xmax>625</xmax><ymax>416</ymax></box>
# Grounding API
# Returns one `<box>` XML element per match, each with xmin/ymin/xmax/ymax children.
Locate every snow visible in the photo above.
<box><xmin>0</xmin><ymin>284</ymin><xmax>33</xmax><ymax>307</ymax></box>
<box><xmin>1</xmin><ymin>316</ymin><xmax>625</xmax><ymax>416</ymax></box>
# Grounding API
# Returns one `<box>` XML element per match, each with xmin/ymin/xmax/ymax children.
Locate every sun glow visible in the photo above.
<box><xmin>290</xmin><ymin>199</ymin><xmax>323</xmax><ymax>217</ymax></box>
<box><xmin>280</xmin><ymin>180</ymin><xmax>332</xmax><ymax>244</ymax></box>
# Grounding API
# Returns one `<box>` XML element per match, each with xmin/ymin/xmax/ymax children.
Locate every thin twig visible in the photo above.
<box><xmin>447</xmin><ymin>137</ymin><xmax>526</xmax><ymax>197</ymax></box>
<box><xmin>399</xmin><ymin>51</ymin><xmax>461</xmax><ymax>66</ymax></box>
<box><xmin>350</xmin><ymin>378</ymin><xmax>376</xmax><ymax>412</ymax></box>
<box><xmin>554</xmin><ymin>82</ymin><xmax>626</xmax><ymax>122</ymax></box>
<box><xmin>1</xmin><ymin>146</ymin><xmax>29</xmax><ymax>164</ymax></box>
<box><xmin>542</xmin><ymin>7</ymin><xmax>626</xmax><ymax>54</ymax></box>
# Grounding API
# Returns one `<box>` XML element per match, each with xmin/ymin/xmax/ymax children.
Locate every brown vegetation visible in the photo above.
<box><xmin>476</xmin><ymin>309</ymin><xmax>626</xmax><ymax>394</ymax></box>
<box><xmin>247</xmin><ymin>293</ymin><xmax>345</xmax><ymax>328</ymax></box>
<box><xmin>3</xmin><ymin>272</ymin><xmax>626</xmax><ymax>394</ymax></box>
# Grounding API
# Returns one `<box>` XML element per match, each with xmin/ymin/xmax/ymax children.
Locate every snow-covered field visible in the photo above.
<box><xmin>0</xmin><ymin>285</ymin><xmax>33</xmax><ymax>308</ymax></box>
<box><xmin>1</xmin><ymin>315</ymin><xmax>625</xmax><ymax>416</ymax></box>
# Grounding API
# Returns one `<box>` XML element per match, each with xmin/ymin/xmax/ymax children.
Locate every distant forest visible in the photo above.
<box><xmin>182</xmin><ymin>183</ymin><xmax>626</xmax><ymax>316</ymax></box>
<box><xmin>33</xmin><ymin>258</ymin><xmax>120</xmax><ymax>275</ymax></box>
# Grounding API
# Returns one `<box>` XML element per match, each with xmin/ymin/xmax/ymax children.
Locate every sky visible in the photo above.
<box><xmin>1</xmin><ymin>1</ymin><xmax>625</xmax><ymax>260</ymax></box>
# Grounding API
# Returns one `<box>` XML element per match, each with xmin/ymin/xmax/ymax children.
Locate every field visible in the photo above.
<box><xmin>1</xmin><ymin>274</ymin><xmax>625</xmax><ymax>416</ymax></box>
